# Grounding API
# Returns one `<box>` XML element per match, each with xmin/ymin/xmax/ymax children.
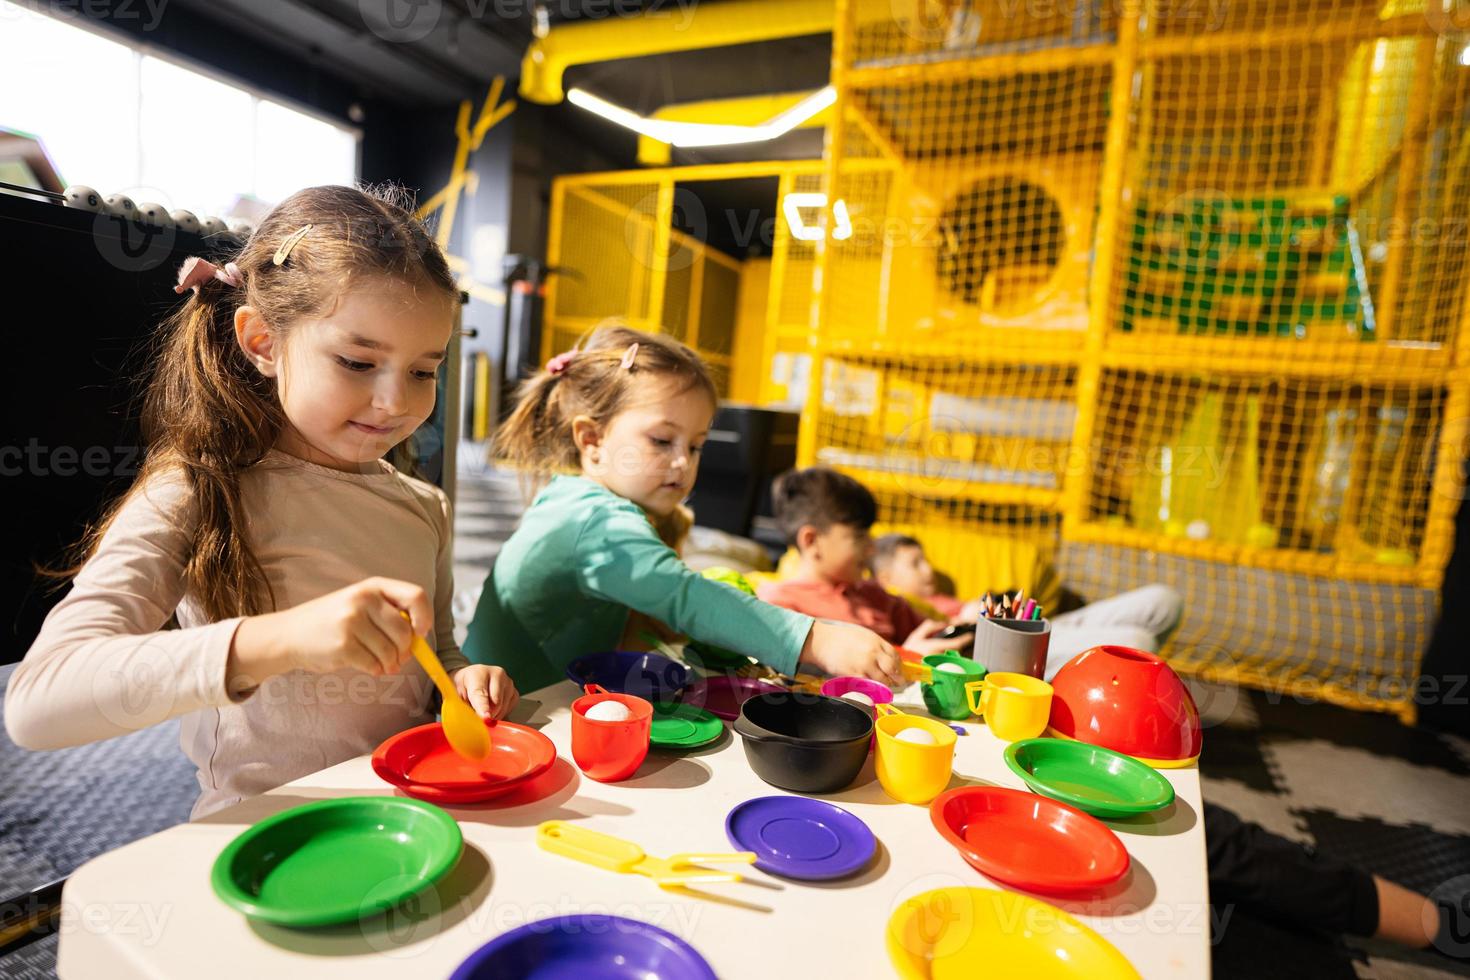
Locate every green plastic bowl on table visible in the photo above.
<box><xmin>1003</xmin><ymin>737</ymin><xmax>1176</xmax><ymax>819</ymax></box>
<box><xmin>210</xmin><ymin>796</ymin><xmax>462</xmax><ymax>928</ymax></box>
<box><xmin>649</xmin><ymin>700</ymin><xmax>725</xmax><ymax>749</ymax></box>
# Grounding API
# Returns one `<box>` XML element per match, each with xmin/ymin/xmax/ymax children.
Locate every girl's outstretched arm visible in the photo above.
<box><xmin>574</xmin><ymin>500</ymin><xmax>814</xmax><ymax>675</ymax></box>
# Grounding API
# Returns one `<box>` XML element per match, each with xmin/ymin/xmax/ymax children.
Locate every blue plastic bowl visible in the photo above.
<box><xmin>565</xmin><ymin>651</ymin><xmax>689</xmax><ymax>703</ymax></box>
<box><xmin>449</xmin><ymin>914</ymin><xmax>717</xmax><ymax>980</ymax></box>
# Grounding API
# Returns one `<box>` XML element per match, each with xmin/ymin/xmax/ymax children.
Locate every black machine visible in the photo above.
<box><xmin>496</xmin><ymin>254</ymin><xmax>547</xmax><ymax>424</ymax></box>
<box><xmin>688</xmin><ymin>405</ymin><xmax>799</xmax><ymax>541</ymax></box>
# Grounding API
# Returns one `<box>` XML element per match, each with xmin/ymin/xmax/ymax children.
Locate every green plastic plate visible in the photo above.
<box><xmin>1003</xmin><ymin>738</ymin><xmax>1176</xmax><ymax>819</ymax></box>
<box><xmin>649</xmin><ymin>701</ymin><xmax>724</xmax><ymax>749</ymax></box>
<box><xmin>210</xmin><ymin>796</ymin><xmax>462</xmax><ymax>928</ymax></box>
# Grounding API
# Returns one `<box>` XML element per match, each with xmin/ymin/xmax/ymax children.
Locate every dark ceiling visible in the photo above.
<box><xmin>163</xmin><ymin>0</ymin><xmax>526</xmax><ymax>105</ymax></box>
<box><xmin>160</xmin><ymin>0</ymin><xmax>831</xmax><ymax>111</ymax></box>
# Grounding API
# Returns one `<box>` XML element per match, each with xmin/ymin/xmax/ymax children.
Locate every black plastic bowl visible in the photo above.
<box><xmin>733</xmin><ymin>693</ymin><xmax>873</xmax><ymax>794</ymax></box>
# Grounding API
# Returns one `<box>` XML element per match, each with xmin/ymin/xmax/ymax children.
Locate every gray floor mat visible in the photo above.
<box><xmin>0</xmin><ymin>662</ymin><xmax>197</xmax><ymax>977</ymax></box>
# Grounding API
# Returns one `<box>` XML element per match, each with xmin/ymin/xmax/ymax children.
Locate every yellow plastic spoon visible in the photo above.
<box><xmin>400</xmin><ymin>611</ymin><xmax>491</xmax><ymax>762</ymax></box>
<box><xmin>536</xmin><ymin>821</ymin><xmax>756</xmax><ymax>888</ymax></box>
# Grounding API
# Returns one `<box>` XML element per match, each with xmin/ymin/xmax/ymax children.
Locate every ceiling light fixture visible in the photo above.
<box><xmin>566</xmin><ymin>85</ymin><xmax>836</xmax><ymax>148</ymax></box>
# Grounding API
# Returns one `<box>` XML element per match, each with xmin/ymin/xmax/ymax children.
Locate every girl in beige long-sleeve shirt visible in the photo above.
<box><xmin>5</xmin><ymin>185</ymin><xmax>517</xmax><ymax>818</ymax></box>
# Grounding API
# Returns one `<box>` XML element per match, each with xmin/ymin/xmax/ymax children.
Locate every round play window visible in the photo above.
<box><xmin>937</xmin><ymin>177</ymin><xmax>1067</xmax><ymax>314</ymax></box>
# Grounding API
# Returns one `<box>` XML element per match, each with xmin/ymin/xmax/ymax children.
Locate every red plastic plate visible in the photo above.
<box><xmin>929</xmin><ymin>786</ymin><xmax>1129</xmax><ymax>895</ymax></box>
<box><xmin>372</xmin><ymin>720</ymin><xmax>556</xmax><ymax>802</ymax></box>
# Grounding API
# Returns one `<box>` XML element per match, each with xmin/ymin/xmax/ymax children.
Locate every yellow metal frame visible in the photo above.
<box><xmin>521</xmin><ymin>0</ymin><xmax>845</xmax><ymax>105</ymax></box>
<box><xmin>414</xmin><ymin>78</ymin><xmax>516</xmax><ymax>310</ymax></box>
<box><xmin>417</xmin><ymin>77</ymin><xmax>516</xmax><ymax>253</ymax></box>
<box><xmin>796</xmin><ymin>0</ymin><xmax>1462</xmax><ymax>724</ymax></box>
<box><xmin>472</xmin><ymin>352</ymin><xmax>492</xmax><ymax>442</ymax></box>
<box><xmin>759</xmin><ymin>163</ymin><xmax>828</xmax><ymax>406</ymax></box>
<box><xmin>1060</xmin><ymin>9</ymin><xmax>1138</xmax><ymax>535</ymax></box>
<box><xmin>538</xmin><ymin>5</ymin><xmax>1465</xmax><ymax>722</ymax></box>
<box><xmin>542</xmin><ymin>161</ymin><xmax>823</xmax><ymax>393</ymax></box>
<box><xmin>1373</xmin><ymin>36</ymin><xmax>1438</xmax><ymax>341</ymax></box>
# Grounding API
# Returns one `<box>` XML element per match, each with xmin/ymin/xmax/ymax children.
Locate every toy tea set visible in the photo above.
<box><xmin>209</xmin><ymin>589</ymin><xmax>1202</xmax><ymax>977</ymax></box>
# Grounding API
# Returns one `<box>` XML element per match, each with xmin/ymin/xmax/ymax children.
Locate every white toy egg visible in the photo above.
<box><xmin>137</xmin><ymin>203</ymin><xmax>174</xmax><ymax>230</ymax></box>
<box><xmin>227</xmin><ymin>217</ymin><xmax>254</xmax><ymax>237</ymax></box>
<box><xmin>585</xmin><ymin>700</ymin><xmax>631</xmax><ymax>723</ymax></box>
<box><xmin>63</xmin><ymin>185</ymin><xmax>103</xmax><ymax>212</ymax></box>
<box><xmin>840</xmin><ymin>691</ymin><xmax>875</xmax><ymax>709</ymax></box>
<box><xmin>935</xmin><ymin>662</ymin><xmax>967</xmax><ymax>674</ymax></box>
<box><xmin>170</xmin><ymin>210</ymin><xmax>201</xmax><ymax>234</ymax></box>
<box><xmin>895</xmin><ymin>727</ymin><xmax>938</xmax><ymax>745</ymax></box>
<box><xmin>104</xmin><ymin>193</ymin><xmax>137</xmax><ymax>219</ymax></box>
<box><xmin>199</xmin><ymin>216</ymin><xmax>228</xmax><ymax>237</ymax></box>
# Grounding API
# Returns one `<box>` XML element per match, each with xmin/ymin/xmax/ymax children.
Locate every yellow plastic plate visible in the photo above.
<box><xmin>886</xmin><ymin>887</ymin><xmax>1141</xmax><ymax>980</ymax></box>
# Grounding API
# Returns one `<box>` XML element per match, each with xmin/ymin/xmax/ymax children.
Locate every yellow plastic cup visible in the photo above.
<box><xmin>874</xmin><ymin>704</ymin><xmax>957</xmax><ymax>804</ymax></box>
<box><xmin>966</xmin><ymin>672</ymin><xmax>1053</xmax><ymax>742</ymax></box>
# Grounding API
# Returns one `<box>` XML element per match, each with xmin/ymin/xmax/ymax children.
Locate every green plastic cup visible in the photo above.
<box><xmin>920</xmin><ymin>653</ymin><xmax>987</xmax><ymax>720</ymax></box>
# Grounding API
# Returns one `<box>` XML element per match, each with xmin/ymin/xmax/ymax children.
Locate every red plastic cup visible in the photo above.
<box><xmin>571</xmin><ymin>684</ymin><xmax>652</xmax><ymax>782</ymax></box>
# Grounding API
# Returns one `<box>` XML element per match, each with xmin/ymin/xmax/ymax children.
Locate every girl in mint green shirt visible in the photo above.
<box><xmin>462</xmin><ymin>325</ymin><xmax>903</xmax><ymax>693</ymax></box>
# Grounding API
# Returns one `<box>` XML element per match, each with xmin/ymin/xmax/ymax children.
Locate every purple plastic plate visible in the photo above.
<box><xmin>681</xmin><ymin>676</ymin><xmax>783</xmax><ymax>721</ymax></box>
<box><xmin>725</xmin><ymin>796</ymin><xmax>877</xmax><ymax>881</ymax></box>
<box><xmin>565</xmin><ymin>651</ymin><xmax>689</xmax><ymax>703</ymax></box>
<box><xmin>449</xmin><ymin>914</ymin><xmax>716</xmax><ymax>980</ymax></box>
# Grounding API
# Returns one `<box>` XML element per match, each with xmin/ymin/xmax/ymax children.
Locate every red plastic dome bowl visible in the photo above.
<box><xmin>1047</xmin><ymin>645</ymin><xmax>1202</xmax><ymax>768</ymax></box>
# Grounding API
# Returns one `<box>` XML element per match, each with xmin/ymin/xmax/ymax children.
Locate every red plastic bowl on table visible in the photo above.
<box><xmin>372</xmin><ymin>720</ymin><xmax>557</xmax><ymax>803</ymax></box>
<box><xmin>929</xmin><ymin>786</ymin><xmax>1129</xmax><ymax>895</ymax></box>
<box><xmin>1047</xmin><ymin>645</ymin><xmax>1202</xmax><ymax>768</ymax></box>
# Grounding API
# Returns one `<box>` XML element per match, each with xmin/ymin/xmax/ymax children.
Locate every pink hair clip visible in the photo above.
<box><xmin>619</xmin><ymin>342</ymin><xmax>639</xmax><ymax>370</ymax></box>
<box><xmin>546</xmin><ymin>349</ymin><xmax>578</xmax><ymax>375</ymax></box>
<box><xmin>174</xmin><ymin>256</ymin><xmax>243</xmax><ymax>295</ymax></box>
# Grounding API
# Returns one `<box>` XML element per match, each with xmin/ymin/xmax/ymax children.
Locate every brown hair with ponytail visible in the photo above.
<box><xmin>43</xmin><ymin>183</ymin><xmax>457</xmax><ymax>620</ymax></box>
<box><xmin>493</xmin><ymin>323</ymin><xmax>718</xmax><ymax>498</ymax></box>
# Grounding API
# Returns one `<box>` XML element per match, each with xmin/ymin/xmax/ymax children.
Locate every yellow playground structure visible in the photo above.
<box><xmin>540</xmin><ymin>0</ymin><xmax>1470</xmax><ymax>721</ymax></box>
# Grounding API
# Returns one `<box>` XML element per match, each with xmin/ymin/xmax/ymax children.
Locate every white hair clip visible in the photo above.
<box><xmin>272</xmin><ymin>224</ymin><xmax>313</xmax><ymax>266</ymax></box>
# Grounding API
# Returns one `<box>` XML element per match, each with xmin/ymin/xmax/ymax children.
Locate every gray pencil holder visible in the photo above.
<box><xmin>969</xmin><ymin>616</ymin><xmax>1050</xmax><ymax>678</ymax></box>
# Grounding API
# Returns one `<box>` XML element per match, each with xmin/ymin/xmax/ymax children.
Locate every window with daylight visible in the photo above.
<box><xmin>0</xmin><ymin>1</ymin><xmax>359</xmax><ymax>220</ymax></box>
